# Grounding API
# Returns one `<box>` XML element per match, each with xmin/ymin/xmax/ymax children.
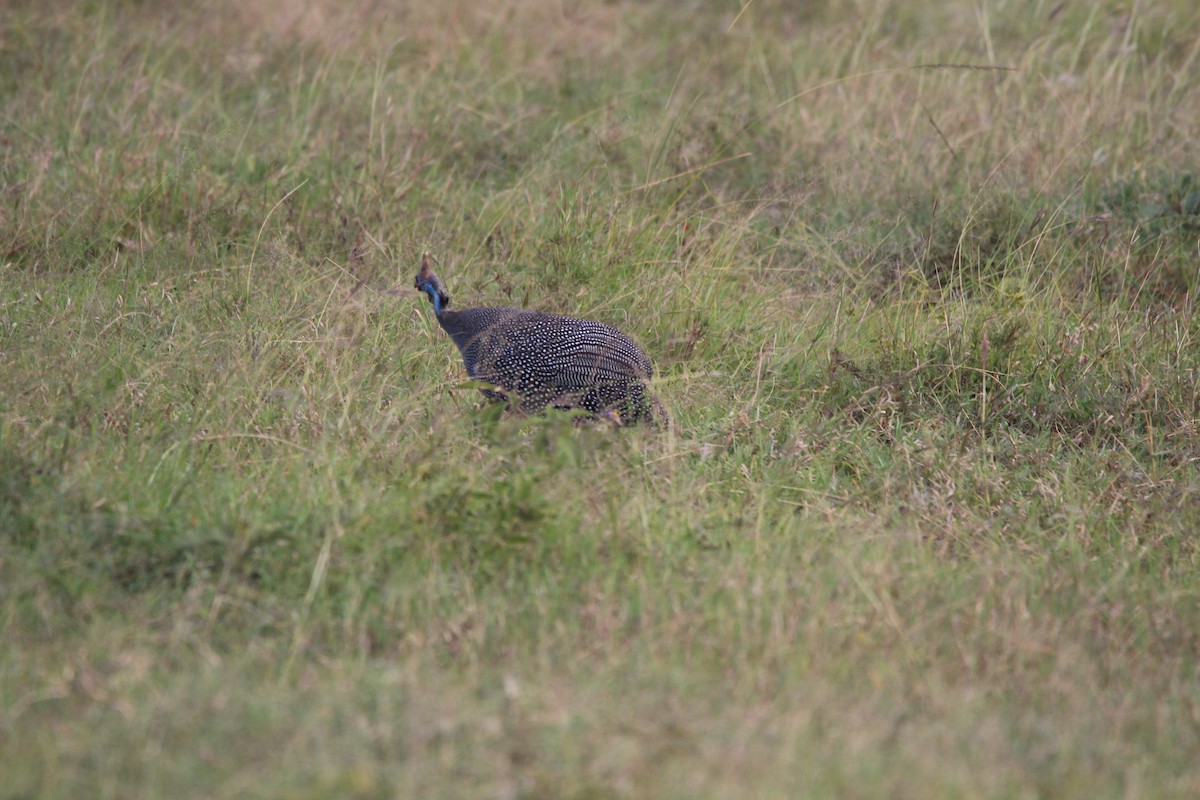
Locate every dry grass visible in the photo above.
<box><xmin>3</xmin><ymin>0</ymin><xmax>1200</xmax><ymax>797</ymax></box>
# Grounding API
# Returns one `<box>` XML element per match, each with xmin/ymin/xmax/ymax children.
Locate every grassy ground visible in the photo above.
<box><xmin>3</xmin><ymin>0</ymin><xmax>1200</xmax><ymax>796</ymax></box>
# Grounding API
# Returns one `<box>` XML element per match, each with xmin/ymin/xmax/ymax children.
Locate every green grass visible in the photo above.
<box><xmin>3</xmin><ymin>0</ymin><xmax>1200</xmax><ymax>797</ymax></box>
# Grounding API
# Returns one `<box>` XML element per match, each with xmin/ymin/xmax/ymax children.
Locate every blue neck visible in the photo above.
<box><xmin>421</xmin><ymin>283</ymin><xmax>445</xmax><ymax>317</ymax></box>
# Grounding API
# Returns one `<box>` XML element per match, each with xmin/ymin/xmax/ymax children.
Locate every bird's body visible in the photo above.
<box><xmin>415</xmin><ymin>256</ymin><xmax>665</xmax><ymax>425</ymax></box>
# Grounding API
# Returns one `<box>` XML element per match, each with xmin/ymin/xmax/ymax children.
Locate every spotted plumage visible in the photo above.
<box><xmin>414</xmin><ymin>255</ymin><xmax>666</xmax><ymax>425</ymax></box>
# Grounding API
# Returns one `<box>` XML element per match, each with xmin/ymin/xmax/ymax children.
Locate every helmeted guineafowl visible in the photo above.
<box><xmin>414</xmin><ymin>254</ymin><xmax>666</xmax><ymax>425</ymax></box>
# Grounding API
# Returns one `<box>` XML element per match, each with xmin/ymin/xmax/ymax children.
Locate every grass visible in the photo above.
<box><xmin>3</xmin><ymin>0</ymin><xmax>1200</xmax><ymax>796</ymax></box>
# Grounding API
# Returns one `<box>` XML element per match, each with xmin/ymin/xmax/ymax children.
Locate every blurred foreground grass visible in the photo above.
<box><xmin>2</xmin><ymin>0</ymin><xmax>1200</xmax><ymax>797</ymax></box>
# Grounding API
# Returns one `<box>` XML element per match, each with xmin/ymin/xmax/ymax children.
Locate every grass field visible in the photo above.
<box><xmin>3</xmin><ymin>0</ymin><xmax>1200</xmax><ymax>796</ymax></box>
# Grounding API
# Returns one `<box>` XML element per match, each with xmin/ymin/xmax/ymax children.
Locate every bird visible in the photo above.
<box><xmin>414</xmin><ymin>254</ymin><xmax>667</xmax><ymax>426</ymax></box>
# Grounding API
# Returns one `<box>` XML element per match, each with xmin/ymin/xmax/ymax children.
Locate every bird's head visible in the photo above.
<box><xmin>414</xmin><ymin>253</ymin><xmax>450</xmax><ymax>316</ymax></box>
